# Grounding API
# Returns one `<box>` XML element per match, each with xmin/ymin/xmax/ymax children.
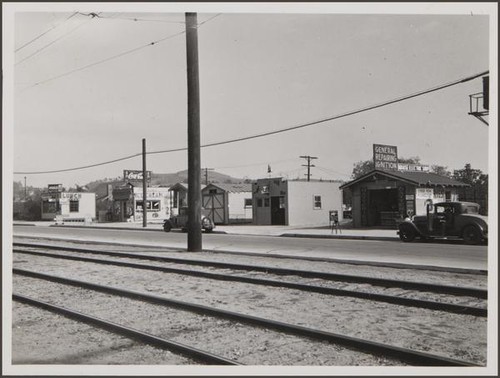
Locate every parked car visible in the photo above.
<box><xmin>397</xmin><ymin>201</ymin><xmax>487</xmax><ymax>244</ymax></box>
<box><xmin>163</xmin><ymin>207</ymin><xmax>215</xmax><ymax>233</ymax></box>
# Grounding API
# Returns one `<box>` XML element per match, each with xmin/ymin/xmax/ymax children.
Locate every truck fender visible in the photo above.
<box><xmin>398</xmin><ymin>220</ymin><xmax>422</xmax><ymax>236</ymax></box>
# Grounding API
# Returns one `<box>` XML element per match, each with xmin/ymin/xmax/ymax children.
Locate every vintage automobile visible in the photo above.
<box><xmin>163</xmin><ymin>207</ymin><xmax>215</xmax><ymax>233</ymax></box>
<box><xmin>397</xmin><ymin>201</ymin><xmax>487</xmax><ymax>244</ymax></box>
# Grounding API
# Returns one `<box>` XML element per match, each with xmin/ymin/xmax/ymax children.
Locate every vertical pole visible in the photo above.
<box><xmin>307</xmin><ymin>156</ymin><xmax>311</xmax><ymax>181</ymax></box>
<box><xmin>142</xmin><ymin>138</ymin><xmax>147</xmax><ymax>228</ymax></box>
<box><xmin>186</xmin><ymin>12</ymin><xmax>202</xmax><ymax>252</ymax></box>
<box><xmin>24</xmin><ymin>176</ymin><xmax>27</xmax><ymax>200</ymax></box>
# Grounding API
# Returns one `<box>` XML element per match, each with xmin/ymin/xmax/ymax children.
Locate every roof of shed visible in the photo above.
<box><xmin>339</xmin><ymin>169</ymin><xmax>470</xmax><ymax>189</ymax></box>
<box><xmin>168</xmin><ymin>182</ymin><xmax>207</xmax><ymax>191</ymax></box>
<box><xmin>205</xmin><ymin>182</ymin><xmax>252</xmax><ymax>193</ymax></box>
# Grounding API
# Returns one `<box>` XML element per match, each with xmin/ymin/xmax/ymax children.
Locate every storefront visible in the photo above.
<box><xmin>340</xmin><ymin>170</ymin><xmax>469</xmax><ymax>228</ymax></box>
<box><xmin>112</xmin><ymin>184</ymin><xmax>172</xmax><ymax>223</ymax></box>
<box><xmin>41</xmin><ymin>189</ymin><xmax>96</xmax><ymax>221</ymax></box>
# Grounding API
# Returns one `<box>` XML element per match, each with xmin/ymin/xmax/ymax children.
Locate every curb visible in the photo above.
<box><xmin>42</xmin><ymin>224</ymin><xmax>399</xmax><ymax>241</ymax></box>
<box><xmin>280</xmin><ymin>233</ymin><xmax>399</xmax><ymax>241</ymax></box>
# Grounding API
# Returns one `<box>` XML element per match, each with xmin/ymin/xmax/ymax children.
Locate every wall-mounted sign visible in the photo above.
<box><xmin>416</xmin><ymin>188</ymin><xmax>434</xmax><ymax>199</ymax></box>
<box><xmin>373</xmin><ymin>144</ymin><xmax>398</xmax><ymax>171</ymax></box>
<box><xmin>48</xmin><ymin>184</ymin><xmax>63</xmax><ymax>193</ymax></box>
<box><xmin>398</xmin><ymin>164</ymin><xmax>430</xmax><ymax>172</ymax></box>
<box><xmin>61</xmin><ymin>192</ymin><xmax>82</xmax><ymax>200</ymax></box>
<box><xmin>124</xmin><ymin>170</ymin><xmax>151</xmax><ymax>182</ymax></box>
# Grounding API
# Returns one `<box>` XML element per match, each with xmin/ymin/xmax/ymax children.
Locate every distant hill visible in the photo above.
<box><xmin>151</xmin><ymin>170</ymin><xmax>249</xmax><ymax>186</ymax></box>
<box><xmin>85</xmin><ymin>170</ymin><xmax>251</xmax><ymax>193</ymax></box>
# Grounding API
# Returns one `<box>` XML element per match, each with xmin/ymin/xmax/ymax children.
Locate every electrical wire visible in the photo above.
<box><xmin>84</xmin><ymin>13</ymin><xmax>186</xmax><ymax>24</ymax></box>
<box><xmin>19</xmin><ymin>14</ymin><xmax>220</xmax><ymax>91</ymax></box>
<box><xmin>21</xmin><ymin>30</ymin><xmax>186</xmax><ymax>90</ymax></box>
<box><xmin>15</xmin><ymin>15</ymin><xmax>94</xmax><ymax>66</ymax></box>
<box><xmin>15</xmin><ymin>12</ymin><xmax>78</xmax><ymax>53</ymax></box>
<box><xmin>13</xmin><ymin>70</ymin><xmax>488</xmax><ymax>175</ymax></box>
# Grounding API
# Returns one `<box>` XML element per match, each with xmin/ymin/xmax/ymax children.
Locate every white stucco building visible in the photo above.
<box><xmin>252</xmin><ymin>178</ymin><xmax>343</xmax><ymax>227</ymax></box>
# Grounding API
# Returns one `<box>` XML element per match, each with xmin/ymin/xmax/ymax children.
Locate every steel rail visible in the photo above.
<box><xmin>13</xmin><ymin>242</ymin><xmax>487</xmax><ymax>299</ymax></box>
<box><xmin>14</xmin><ymin>249</ymin><xmax>487</xmax><ymax>317</ymax></box>
<box><xmin>13</xmin><ymin>268</ymin><xmax>480</xmax><ymax>367</ymax></box>
<box><xmin>12</xmin><ymin>293</ymin><xmax>241</xmax><ymax>365</ymax></box>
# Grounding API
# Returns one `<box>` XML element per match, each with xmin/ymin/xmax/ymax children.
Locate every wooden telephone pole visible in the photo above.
<box><xmin>186</xmin><ymin>12</ymin><xmax>202</xmax><ymax>252</ymax></box>
<box><xmin>300</xmin><ymin>155</ymin><xmax>318</xmax><ymax>181</ymax></box>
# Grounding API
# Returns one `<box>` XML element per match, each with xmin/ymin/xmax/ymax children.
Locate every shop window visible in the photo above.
<box><xmin>244</xmin><ymin>198</ymin><xmax>252</xmax><ymax>208</ymax></box>
<box><xmin>151</xmin><ymin>200</ymin><xmax>160</xmax><ymax>211</ymax></box>
<box><xmin>136</xmin><ymin>200</ymin><xmax>144</xmax><ymax>211</ymax></box>
<box><xmin>313</xmin><ymin>195</ymin><xmax>322</xmax><ymax>210</ymax></box>
<box><xmin>264</xmin><ymin>198</ymin><xmax>270</xmax><ymax>207</ymax></box>
<box><xmin>69</xmin><ymin>200</ymin><xmax>79</xmax><ymax>212</ymax></box>
<box><xmin>257</xmin><ymin>198</ymin><xmax>263</xmax><ymax>207</ymax></box>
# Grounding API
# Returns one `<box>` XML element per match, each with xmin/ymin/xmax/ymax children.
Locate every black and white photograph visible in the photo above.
<box><xmin>2</xmin><ymin>2</ymin><xmax>497</xmax><ymax>376</ymax></box>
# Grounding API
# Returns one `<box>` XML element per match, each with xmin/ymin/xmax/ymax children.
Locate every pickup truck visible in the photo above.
<box><xmin>397</xmin><ymin>201</ymin><xmax>487</xmax><ymax>245</ymax></box>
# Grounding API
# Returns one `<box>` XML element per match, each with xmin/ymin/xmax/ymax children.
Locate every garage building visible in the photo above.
<box><xmin>340</xmin><ymin>169</ymin><xmax>469</xmax><ymax>228</ymax></box>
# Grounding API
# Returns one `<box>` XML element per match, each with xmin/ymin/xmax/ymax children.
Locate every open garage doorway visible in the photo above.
<box><xmin>368</xmin><ymin>189</ymin><xmax>399</xmax><ymax>227</ymax></box>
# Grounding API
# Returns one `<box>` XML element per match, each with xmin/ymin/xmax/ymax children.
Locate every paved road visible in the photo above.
<box><xmin>12</xmin><ymin>225</ymin><xmax>488</xmax><ymax>271</ymax></box>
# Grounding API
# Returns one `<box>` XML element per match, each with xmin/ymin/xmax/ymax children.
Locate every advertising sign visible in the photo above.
<box><xmin>373</xmin><ymin>144</ymin><xmax>398</xmax><ymax>171</ymax></box>
<box><xmin>61</xmin><ymin>192</ymin><xmax>82</xmax><ymax>200</ymax></box>
<box><xmin>416</xmin><ymin>188</ymin><xmax>434</xmax><ymax>199</ymax></box>
<box><xmin>398</xmin><ymin>163</ymin><xmax>430</xmax><ymax>172</ymax></box>
<box><xmin>48</xmin><ymin>184</ymin><xmax>63</xmax><ymax>193</ymax></box>
<box><xmin>124</xmin><ymin>170</ymin><xmax>151</xmax><ymax>182</ymax></box>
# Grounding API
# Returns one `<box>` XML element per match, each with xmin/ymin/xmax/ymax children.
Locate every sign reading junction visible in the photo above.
<box><xmin>373</xmin><ymin>144</ymin><xmax>398</xmax><ymax>171</ymax></box>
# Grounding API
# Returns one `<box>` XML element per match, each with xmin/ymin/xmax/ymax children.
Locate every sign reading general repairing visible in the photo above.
<box><xmin>123</xmin><ymin>170</ymin><xmax>152</xmax><ymax>182</ymax></box>
<box><xmin>373</xmin><ymin>144</ymin><xmax>398</xmax><ymax>171</ymax></box>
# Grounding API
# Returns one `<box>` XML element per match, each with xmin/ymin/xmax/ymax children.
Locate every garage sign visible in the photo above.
<box><xmin>373</xmin><ymin>144</ymin><xmax>398</xmax><ymax>171</ymax></box>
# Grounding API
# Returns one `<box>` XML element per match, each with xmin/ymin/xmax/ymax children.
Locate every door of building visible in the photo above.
<box><xmin>270</xmin><ymin>196</ymin><xmax>285</xmax><ymax>225</ymax></box>
<box><xmin>202</xmin><ymin>192</ymin><xmax>226</xmax><ymax>224</ymax></box>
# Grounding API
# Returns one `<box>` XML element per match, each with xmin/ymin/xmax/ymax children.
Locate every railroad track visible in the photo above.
<box><xmin>12</xmin><ymin>241</ymin><xmax>487</xmax><ymax>366</ymax></box>
<box><xmin>13</xmin><ymin>269</ymin><xmax>480</xmax><ymax>366</ymax></box>
<box><xmin>13</xmin><ymin>243</ymin><xmax>487</xmax><ymax>317</ymax></box>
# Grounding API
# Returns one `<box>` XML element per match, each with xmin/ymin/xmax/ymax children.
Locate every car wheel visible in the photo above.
<box><xmin>163</xmin><ymin>222</ymin><xmax>172</xmax><ymax>232</ymax></box>
<box><xmin>204</xmin><ymin>227</ymin><xmax>213</xmax><ymax>233</ymax></box>
<box><xmin>463</xmin><ymin>225</ymin><xmax>481</xmax><ymax>245</ymax></box>
<box><xmin>399</xmin><ymin>226</ymin><xmax>415</xmax><ymax>242</ymax></box>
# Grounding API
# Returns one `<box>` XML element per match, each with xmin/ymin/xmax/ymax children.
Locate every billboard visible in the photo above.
<box><xmin>373</xmin><ymin>144</ymin><xmax>398</xmax><ymax>171</ymax></box>
<box><xmin>123</xmin><ymin>170</ymin><xmax>152</xmax><ymax>182</ymax></box>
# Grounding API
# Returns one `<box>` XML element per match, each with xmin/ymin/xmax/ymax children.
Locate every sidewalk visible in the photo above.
<box><xmin>13</xmin><ymin>221</ymin><xmax>399</xmax><ymax>241</ymax></box>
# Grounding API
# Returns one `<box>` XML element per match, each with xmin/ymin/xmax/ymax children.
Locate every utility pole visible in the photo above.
<box><xmin>203</xmin><ymin>168</ymin><xmax>214</xmax><ymax>186</ymax></box>
<box><xmin>24</xmin><ymin>176</ymin><xmax>27</xmax><ymax>200</ymax></box>
<box><xmin>142</xmin><ymin>138</ymin><xmax>147</xmax><ymax>228</ymax></box>
<box><xmin>300</xmin><ymin>155</ymin><xmax>318</xmax><ymax>181</ymax></box>
<box><xmin>186</xmin><ymin>12</ymin><xmax>202</xmax><ymax>252</ymax></box>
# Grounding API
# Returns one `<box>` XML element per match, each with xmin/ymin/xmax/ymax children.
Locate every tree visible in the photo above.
<box><xmin>351</xmin><ymin>156</ymin><xmax>421</xmax><ymax>179</ymax></box>
<box><xmin>430</xmin><ymin>165</ymin><xmax>451</xmax><ymax>177</ymax></box>
<box><xmin>452</xmin><ymin>164</ymin><xmax>488</xmax><ymax>215</ymax></box>
<box><xmin>452</xmin><ymin>163</ymin><xmax>484</xmax><ymax>185</ymax></box>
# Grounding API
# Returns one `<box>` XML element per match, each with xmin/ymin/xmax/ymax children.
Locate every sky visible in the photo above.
<box><xmin>4</xmin><ymin>2</ymin><xmax>497</xmax><ymax>190</ymax></box>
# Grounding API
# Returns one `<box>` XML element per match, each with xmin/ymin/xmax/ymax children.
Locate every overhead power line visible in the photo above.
<box><xmin>19</xmin><ymin>14</ymin><xmax>222</xmax><ymax>92</ymax></box>
<box><xmin>15</xmin><ymin>15</ymin><xmax>94</xmax><ymax>66</ymax></box>
<box><xmin>13</xmin><ymin>70</ymin><xmax>488</xmax><ymax>175</ymax></box>
<box><xmin>15</xmin><ymin>12</ymin><xmax>79</xmax><ymax>53</ymax></box>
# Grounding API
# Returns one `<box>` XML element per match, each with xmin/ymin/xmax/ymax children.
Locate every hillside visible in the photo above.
<box><xmin>85</xmin><ymin>170</ymin><xmax>250</xmax><ymax>192</ymax></box>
